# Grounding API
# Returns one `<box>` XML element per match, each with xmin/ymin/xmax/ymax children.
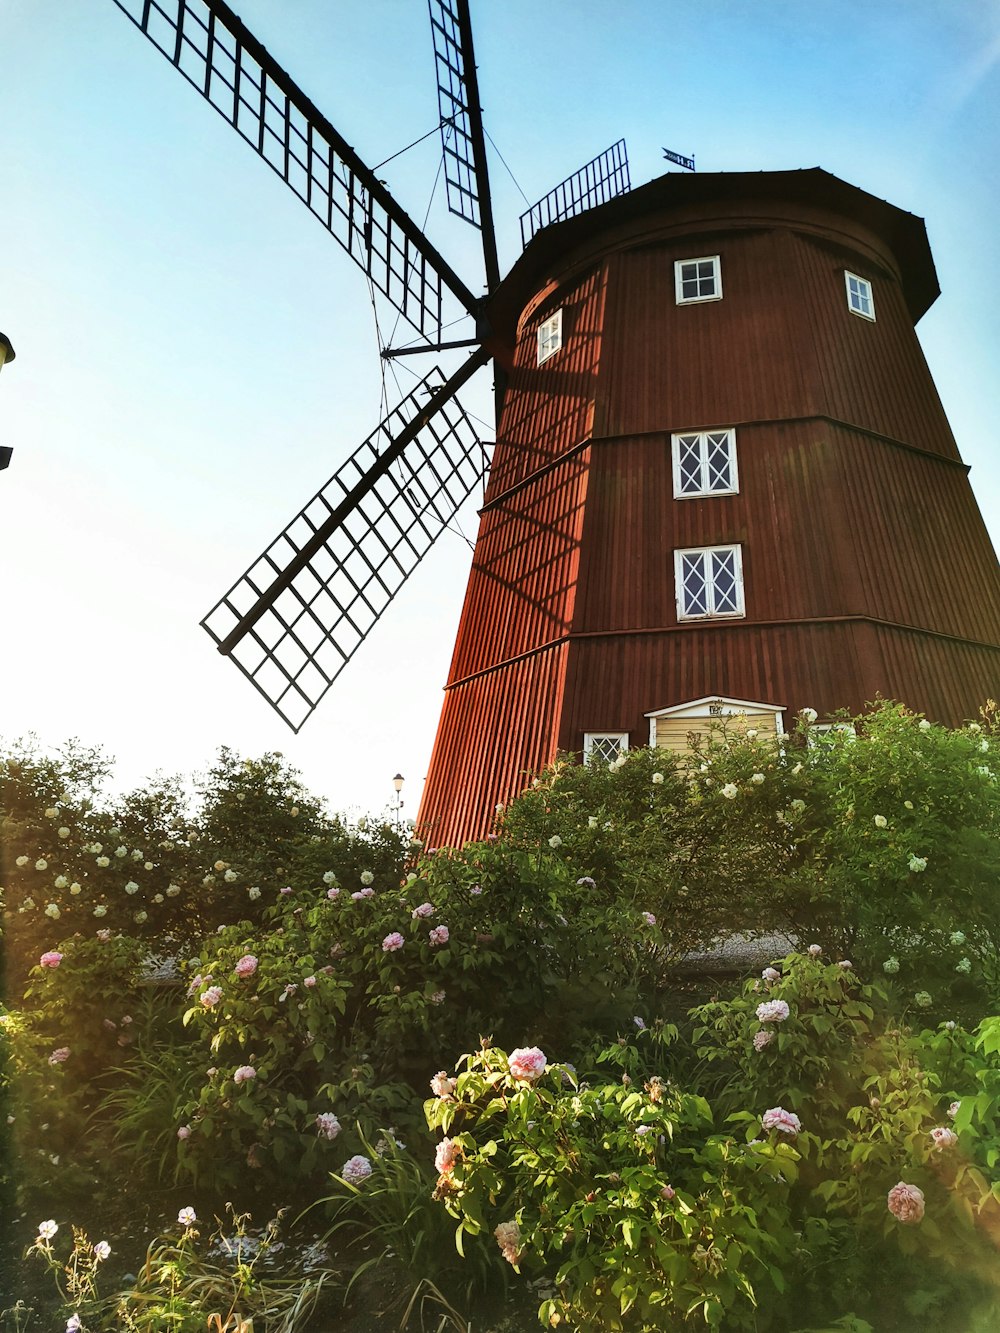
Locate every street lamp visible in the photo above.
<box><xmin>391</xmin><ymin>773</ymin><xmax>404</xmax><ymax>828</ymax></box>
<box><xmin>0</xmin><ymin>331</ymin><xmax>16</xmax><ymax>472</ymax></box>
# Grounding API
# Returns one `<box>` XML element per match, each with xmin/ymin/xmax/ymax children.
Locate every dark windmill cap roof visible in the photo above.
<box><xmin>486</xmin><ymin>167</ymin><xmax>940</xmax><ymax>344</ymax></box>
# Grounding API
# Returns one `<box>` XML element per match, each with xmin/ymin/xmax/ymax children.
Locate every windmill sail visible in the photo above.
<box><xmin>201</xmin><ymin>361</ymin><xmax>488</xmax><ymax>732</ymax></box>
<box><xmin>428</xmin><ymin>0</ymin><xmax>500</xmax><ymax>291</ymax></box>
<box><xmin>112</xmin><ymin>0</ymin><xmax>480</xmax><ymax>339</ymax></box>
<box><xmin>520</xmin><ymin>140</ymin><xmax>631</xmax><ymax>247</ymax></box>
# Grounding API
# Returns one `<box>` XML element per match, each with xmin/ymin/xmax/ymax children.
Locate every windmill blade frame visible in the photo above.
<box><xmin>112</xmin><ymin>0</ymin><xmax>481</xmax><ymax>339</ymax></box>
<box><xmin>428</xmin><ymin>0</ymin><xmax>500</xmax><ymax>292</ymax></box>
<box><xmin>201</xmin><ymin>352</ymin><xmax>489</xmax><ymax>732</ymax></box>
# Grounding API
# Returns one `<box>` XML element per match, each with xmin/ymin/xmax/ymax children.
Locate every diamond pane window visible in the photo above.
<box><xmin>537</xmin><ymin>309</ymin><xmax>563</xmax><ymax>364</ymax></box>
<box><xmin>584</xmin><ymin>733</ymin><xmax>629</xmax><ymax>765</ymax></box>
<box><xmin>675</xmin><ymin>255</ymin><xmax>721</xmax><ymax>304</ymax></box>
<box><xmin>674</xmin><ymin>545</ymin><xmax>745</xmax><ymax>620</ymax></box>
<box><xmin>672</xmin><ymin>429</ymin><xmax>738</xmax><ymax>498</ymax></box>
<box><xmin>845</xmin><ymin>271</ymin><xmax>875</xmax><ymax>321</ymax></box>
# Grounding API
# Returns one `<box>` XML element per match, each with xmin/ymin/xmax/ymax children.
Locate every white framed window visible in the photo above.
<box><xmin>584</xmin><ymin>733</ymin><xmax>629</xmax><ymax>765</ymax></box>
<box><xmin>537</xmin><ymin>308</ymin><xmax>563</xmax><ymax>364</ymax></box>
<box><xmin>672</xmin><ymin>429</ymin><xmax>739</xmax><ymax>498</ymax></box>
<box><xmin>675</xmin><ymin>255</ymin><xmax>722</xmax><ymax>304</ymax></box>
<box><xmin>845</xmin><ymin>272</ymin><xmax>875</xmax><ymax>321</ymax></box>
<box><xmin>674</xmin><ymin>544</ymin><xmax>744</xmax><ymax>620</ymax></box>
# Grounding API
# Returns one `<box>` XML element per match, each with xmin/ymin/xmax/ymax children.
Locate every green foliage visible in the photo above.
<box><xmin>426</xmin><ymin>955</ymin><xmax>1000</xmax><ymax>1331</ymax></box>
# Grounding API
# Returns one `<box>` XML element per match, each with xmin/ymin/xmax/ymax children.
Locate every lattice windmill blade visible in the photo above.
<box><xmin>428</xmin><ymin>0</ymin><xmax>500</xmax><ymax>292</ymax></box>
<box><xmin>201</xmin><ymin>354</ymin><xmax>489</xmax><ymax>732</ymax></box>
<box><xmin>520</xmin><ymin>139</ymin><xmax>631</xmax><ymax>247</ymax></box>
<box><xmin>112</xmin><ymin>0</ymin><xmax>480</xmax><ymax>340</ymax></box>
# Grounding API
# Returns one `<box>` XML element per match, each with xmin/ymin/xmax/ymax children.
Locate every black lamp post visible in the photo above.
<box><xmin>0</xmin><ymin>332</ymin><xmax>15</xmax><ymax>472</ymax></box>
<box><xmin>392</xmin><ymin>773</ymin><xmax>404</xmax><ymax>828</ymax></box>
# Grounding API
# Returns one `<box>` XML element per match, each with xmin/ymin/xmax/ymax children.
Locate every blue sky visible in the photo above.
<box><xmin>2</xmin><ymin>0</ymin><xmax>998</xmax><ymax>820</ymax></box>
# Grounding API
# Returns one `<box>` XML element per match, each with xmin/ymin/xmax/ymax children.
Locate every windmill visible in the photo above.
<box><xmin>111</xmin><ymin>0</ymin><xmax>630</xmax><ymax>734</ymax></box>
<box><xmin>112</xmin><ymin>2</ymin><xmax>1000</xmax><ymax>848</ymax></box>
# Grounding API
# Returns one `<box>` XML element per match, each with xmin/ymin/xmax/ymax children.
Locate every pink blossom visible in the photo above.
<box><xmin>887</xmin><ymin>1181</ymin><xmax>925</xmax><ymax>1224</ymax></box>
<box><xmin>761</xmin><ymin>967</ymin><xmax>780</xmax><ymax>982</ymax></box>
<box><xmin>280</xmin><ymin>886</ymin><xmax>292</xmax><ymax>895</ymax></box>
<box><xmin>177</xmin><ymin>1125</ymin><xmax>191</xmax><ymax>1140</ymax></box>
<box><xmin>948</xmin><ymin>1100</ymin><xmax>961</xmax><ymax>1119</ymax></box>
<box><xmin>412</xmin><ymin>902</ymin><xmax>435</xmax><ymax>918</ymax></box>
<box><xmin>200</xmin><ymin>986</ymin><xmax>223</xmax><ymax>1008</ymax></box>
<box><xmin>315</xmin><ymin>1112</ymin><xmax>341</xmax><ymax>1140</ymax></box>
<box><xmin>762</xmin><ymin>1106</ymin><xmax>801</xmax><ymax>1135</ymax></box>
<box><xmin>341</xmin><ymin>1154</ymin><xmax>372</xmax><ymax>1185</ymax></box>
<box><xmin>508</xmin><ymin>1046</ymin><xmax>546</xmax><ymax>1082</ymax></box>
<box><xmin>352</xmin><ymin>886</ymin><xmax>375</xmax><ymax>901</ymax></box>
<box><xmin>303</xmin><ymin>975</ymin><xmax>317</xmax><ymax>987</ymax></box>
<box><xmin>48</xmin><ymin>1047</ymin><xmax>71</xmax><ymax>1065</ymax></box>
<box><xmin>642</xmin><ymin>911</ymin><xmax>656</xmax><ymax>926</ymax></box>
<box><xmin>233</xmin><ymin>1064</ymin><xmax>257</xmax><ymax>1084</ymax></box>
<box><xmin>382</xmin><ymin>932</ymin><xmax>405</xmax><ymax>952</ymax></box>
<box><xmin>470</xmin><ymin>884</ymin><xmax>482</xmax><ymax>895</ymax></box>
<box><xmin>39</xmin><ymin>951</ymin><xmax>63</xmax><ymax>969</ymax></box>
<box><xmin>428</xmin><ymin>925</ymin><xmax>450</xmax><ymax>947</ymax></box>
<box><xmin>96</xmin><ymin>929</ymin><xmax>112</xmax><ymax>942</ymax></box>
<box><xmin>660</xmin><ymin>1184</ymin><xmax>676</xmax><ymax>1200</ymax></box>
<box><xmin>756</xmin><ymin>999</ymin><xmax>790</xmax><ymax>1024</ymax></box>
<box><xmin>102</xmin><ymin>1019</ymin><xmax>117</xmax><ymax>1031</ymax></box>
<box><xmin>837</xmin><ymin>960</ymin><xmax>853</xmax><ymax>970</ymax></box>
<box><xmin>930</xmin><ymin>1126</ymin><xmax>958</xmax><ymax>1151</ymax></box>
<box><xmin>234</xmin><ymin>954</ymin><xmax>258</xmax><ymax>978</ymax></box>
<box><xmin>327</xmin><ymin>887</ymin><xmax>340</xmax><ymax>899</ymax></box>
<box><xmin>430</xmin><ymin>1071</ymin><xmax>457</xmax><ymax>1097</ymax></box>
<box><xmin>753</xmin><ymin>1029</ymin><xmax>775</xmax><ymax>1051</ymax></box>
<box><xmin>177</xmin><ymin>1207</ymin><xmax>197</xmax><ymax>1226</ymax></box>
<box><xmin>807</xmin><ymin>944</ymin><xmax>823</xmax><ymax>957</ymax></box>
<box><xmin>434</xmin><ymin>1137</ymin><xmax>461</xmax><ymax>1174</ymax></box>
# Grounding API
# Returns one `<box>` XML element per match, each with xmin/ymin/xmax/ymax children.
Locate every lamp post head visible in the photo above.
<box><xmin>392</xmin><ymin>773</ymin><xmax>404</xmax><ymax>794</ymax></box>
<box><xmin>0</xmin><ymin>333</ymin><xmax>15</xmax><ymax>371</ymax></box>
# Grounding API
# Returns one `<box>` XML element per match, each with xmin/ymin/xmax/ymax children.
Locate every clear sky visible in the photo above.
<box><xmin>2</xmin><ymin>0</ymin><xmax>998</xmax><ymax>822</ymax></box>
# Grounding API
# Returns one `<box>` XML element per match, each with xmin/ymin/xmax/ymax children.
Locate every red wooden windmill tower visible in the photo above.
<box><xmin>419</xmin><ymin>168</ymin><xmax>1000</xmax><ymax>843</ymax></box>
<box><xmin>113</xmin><ymin>2</ymin><xmax>1000</xmax><ymax>848</ymax></box>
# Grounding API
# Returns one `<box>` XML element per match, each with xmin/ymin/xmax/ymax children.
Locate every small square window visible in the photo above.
<box><xmin>674</xmin><ymin>544</ymin><xmax>744</xmax><ymax>620</ymax></box>
<box><xmin>537</xmin><ymin>309</ymin><xmax>563</xmax><ymax>364</ymax></box>
<box><xmin>845</xmin><ymin>272</ymin><xmax>875</xmax><ymax>321</ymax></box>
<box><xmin>672</xmin><ymin>429</ymin><xmax>739</xmax><ymax>498</ymax></box>
<box><xmin>675</xmin><ymin>255</ymin><xmax>722</xmax><ymax>304</ymax></box>
<box><xmin>584</xmin><ymin>733</ymin><xmax>628</xmax><ymax>765</ymax></box>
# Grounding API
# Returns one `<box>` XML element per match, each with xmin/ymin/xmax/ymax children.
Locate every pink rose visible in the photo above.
<box><xmin>382</xmin><ymin>932</ymin><xmax>405</xmax><ymax>952</ymax></box>
<box><xmin>233</xmin><ymin>1065</ymin><xmax>257</xmax><ymax>1085</ymax></box>
<box><xmin>508</xmin><ymin>1046</ymin><xmax>546</xmax><ymax>1082</ymax></box>
<box><xmin>341</xmin><ymin>1154</ymin><xmax>372</xmax><ymax>1185</ymax></box>
<box><xmin>761</xmin><ymin>967</ymin><xmax>781</xmax><ymax>982</ymax></box>
<box><xmin>39</xmin><ymin>951</ymin><xmax>63</xmax><ymax>969</ymax></box>
<box><xmin>315</xmin><ymin>1112</ymin><xmax>341</xmax><ymax>1140</ymax></box>
<box><xmin>762</xmin><ymin>1106</ymin><xmax>801</xmax><ymax>1136</ymax></box>
<box><xmin>200</xmin><ymin>986</ymin><xmax>223</xmax><ymax>1008</ymax></box>
<box><xmin>428</xmin><ymin>925</ymin><xmax>450</xmax><ymax>947</ymax></box>
<box><xmin>807</xmin><ymin>944</ymin><xmax>823</xmax><ymax>957</ymax></box>
<box><xmin>642</xmin><ymin>912</ymin><xmax>656</xmax><ymax>926</ymax></box>
<box><xmin>660</xmin><ymin>1184</ymin><xmax>676</xmax><ymax>1200</ymax></box>
<box><xmin>887</xmin><ymin>1181</ymin><xmax>925</xmax><ymax>1224</ymax></box>
<box><xmin>234</xmin><ymin>954</ymin><xmax>258</xmax><ymax>978</ymax></box>
<box><xmin>434</xmin><ymin>1137</ymin><xmax>461</xmax><ymax>1175</ymax></box>
<box><xmin>48</xmin><ymin>1047</ymin><xmax>71</xmax><ymax>1065</ymax></box>
<box><xmin>753</xmin><ymin>1029</ymin><xmax>775</xmax><ymax>1051</ymax></box>
<box><xmin>177</xmin><ymin>1125</ymin><xmax>191</xmax><ymax>1140</ymax></box>
<box><xmin>948</xmin><ymin>1101</ymin><xmax>961</xmax><ymax>1119</ymax></box>
<box><xmin>837</xmin><ymin>960</ymin><xmax>852</xmax><ymax>970</ymax></box>
<box><xmin>756</xmin><ymin>1000</ymin><xmax>790</xmax><ymax>1024</ymax></box>
<box><xmin>930</xmin><ymin>1126</ymin><xmax>958</xmax><ymax>1151</ymax></box>
<box><xmin>430</xmin><ymin>1071</ymin><xmax>457</xmax><ymax>1097</ymax></box>
<box><xmin>412</xmin><ymin>902</ymin><xmax>435</xmax><ymax>919</ymax></box>
<box><xmin>96</xmin><ymin>929</ymin><xmax>112</xmax><ymax>942</ymax></box>
<box><xmin>327</xmin><ymin>886</ymin><xmax>339</xmax><ymax>899</ymax></box>
<box><xmin>303</xmin><ymin>975</ymin><xmax>317</xmax><ymax>987</ymax></box>
<box><xmin>280</xmin><ymin>886</ymin><xmax>292</xmax><ymax>895</ymax></box>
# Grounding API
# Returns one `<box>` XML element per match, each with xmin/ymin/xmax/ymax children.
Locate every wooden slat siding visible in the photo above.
<box><xmin>571</xmin><ymin>422</ymin><xmax>1000</xmax><ymax>643</ymax></box>
<box><xmin>485</xmin><ymin>267</ymin><xmax>606</xmax><ymax>500</ymax></box>
<box><xmin>445</xmin><ymin>448</ymin><xmax>591</xmax><ymax>683</ymax></box>
<box><xmin>418</xmin><ymin>643</ymin><xmax>569</xmax><ymax>848</ymax></box>
<box><xmin>556</xmin><ymin>622</ymin><xmax>1000</xmax><ymax>759</ymax></box>
<box><xmin>655</xmin><ymin>710</ymin><xmax>780</xmax><ymax>755</ymax></box>
<box><xmin>597</xmin><ymin>228</ymin><xmax>957</xmax><ymax>456</ymax></box>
